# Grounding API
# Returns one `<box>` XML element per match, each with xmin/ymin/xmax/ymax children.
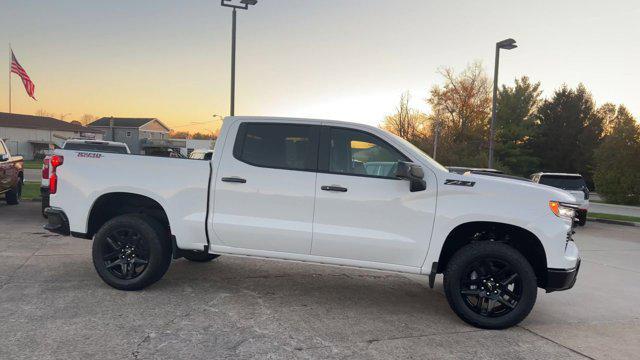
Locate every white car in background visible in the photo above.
<box><xmin>530</xmin><ymin>173</ymin><xmax>589</xmax><ymax>226</ymax></box>
<box><xmin>188</xmin><ymin>149</ymin><xmax>215</xmax><ymax>161</ymax></box>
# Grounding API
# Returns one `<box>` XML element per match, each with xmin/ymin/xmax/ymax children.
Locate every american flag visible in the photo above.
<box><xmin>10</xmin><ymin>50</ymin><xmax>36</xmax><ymax>100</ymax></box>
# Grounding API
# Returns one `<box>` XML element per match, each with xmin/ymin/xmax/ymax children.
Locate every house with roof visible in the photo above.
<box><xmin>0</xmin><ymin>112</ymin><xmax>102</xmax><ymax>160</ymax></box>
<box><xmin>88</xmin><ymin>117</ymin><xmax>180</xmax><ymax>155</ymax></box>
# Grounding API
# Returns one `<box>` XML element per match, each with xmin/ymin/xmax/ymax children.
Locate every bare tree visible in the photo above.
<box><xmin>35</xmin><ymin>109</ymin><xmax>57</xmax><ymax>118</ymax></box>
<box><xmin>80</xmin><ymin>114</ymin><xmax>97</xmax><ymax>126</ymax></box>
<box><xmin>427</xmin><ymin>62</ymin><xmax>491</xmax><ymax>143</ymax></box>
<box><xmin>382</xmin><ymin>92</ymin><xmax>427</xmax><ymax>142</ymax></box>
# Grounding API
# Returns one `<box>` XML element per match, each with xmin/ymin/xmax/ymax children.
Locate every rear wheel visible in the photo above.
<box><xmin>5</xmin><ymin>178</ymin><xmax>22</xmax><ymax>205</ymax></box>
<box><xmin>443</xmin><ymin>242</ymin><xmax>537</xmax><ymax>329</ymax></box>
<box><xmin>92</xmin><ymin>214</ymin><xmax>171</xmax><ymax>290</ymax></box>
<box><xmin>183</xmin><ymin>251</ymin><xmax>220</xmax><ymax>262</ymax></box>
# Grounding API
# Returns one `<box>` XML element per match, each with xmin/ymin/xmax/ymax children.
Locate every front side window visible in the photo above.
<box><xmin>328</xmin><ymin>128</ymin><xmax>407</xmax><ymax>178</ymax></box>
<box><xmin>234</xmin><ymin>123</ymin><xmax>319</xmax><ymax>171</ymax></box>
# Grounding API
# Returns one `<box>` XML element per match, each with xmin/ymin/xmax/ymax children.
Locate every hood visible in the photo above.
<box><xmin>459</xmin><ymin>172</ymin><xmax>577</xmax><ymax>204</ymax></box>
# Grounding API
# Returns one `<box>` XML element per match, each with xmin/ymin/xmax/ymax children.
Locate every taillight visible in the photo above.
<box><xmin>42</xmin><ymin>158</ymin><xmax>50</xmax><ymax>179</ymax></box>
<box><xmin>49</xmin><ymin>155</ymin><xmax>64</xmax><ymax>194</ymax></box>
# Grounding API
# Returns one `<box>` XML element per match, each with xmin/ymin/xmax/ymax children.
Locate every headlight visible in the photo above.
<box><xmin>549</xmin><ymin>201</ymin><xmax>576</xmax><ymax>220</ymax></box>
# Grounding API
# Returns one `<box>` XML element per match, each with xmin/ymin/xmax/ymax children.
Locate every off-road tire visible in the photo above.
<box><xmin>443</xmin><ymin>242</ymin><xmax>538</xmax><ymax>329</ymax></box>
<box><xmin>92</xmin><ymin>214</ymin><xmax>172</xmax><ymax>290</ymax></box>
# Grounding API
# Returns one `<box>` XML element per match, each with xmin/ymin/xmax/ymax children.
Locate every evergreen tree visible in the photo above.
<box><xmin>530</xmin><ymin>84</ymin><xmax>603</xmax><ymax>187</ymax></box>
<box><xmin>593</xmin><ymin>106</ymin><xmax>640</xmax><ymax>204</ymax></box>
<box><xmin>494</xmin><ymin>76</ymin><xmax>542</xmax><ymax>176</ymax></box>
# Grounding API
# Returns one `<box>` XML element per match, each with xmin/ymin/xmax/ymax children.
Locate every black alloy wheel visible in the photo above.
<box><xmin>459</xmin><ymin>258</ymin><xmax>522</xmax><ymax>317</ymax></box>
<box><xmin>101</xmin><ymin>228</ymin><xmax>150</xmax><ymax>280</ymax></box>
<box><xmin>444</xmin><ymin>242</ymin><xmax>537</xmax><ymax>329</ymax></box>
<box><xmin>92</xmin><ymin>214</ymin><xmax>172</xmax><ymax>290</ymax></box>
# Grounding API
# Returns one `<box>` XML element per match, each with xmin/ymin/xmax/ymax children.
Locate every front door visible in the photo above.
<box><xmin>311</xmin><ymin>126</ymin><xmax>436</xmax><ymax>268</ymax></box>
<box><xmin>212</xmin><ymin>121</ymin><xmax>320</xmax><ymax>255</ymax></box>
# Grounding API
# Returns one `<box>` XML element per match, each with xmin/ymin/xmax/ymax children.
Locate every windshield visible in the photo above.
<box><xmin>390</xmin><ymin>133</ymin><xmax>449</xmax><ymax>172</ymax></box>
<box><xmin>64</xmin><ymin>143</ymin><xmax>129</xmax><ymax>154</ymax></box>
<box><xmin>539</xmin><ymin>175</ymin><xmax>586</xmax><ymax>190</ymax></box>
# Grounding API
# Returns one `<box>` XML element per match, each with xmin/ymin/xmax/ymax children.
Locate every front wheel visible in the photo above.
<box><xmin>92</xmin><ymin>214</ymin><xmax>172</xmax><ymax>291</ymax></box>
<box><xmin>5</xmin><ymin>178</ymin><xmax>22</xmax><ymax>205</ymax></box>
<box><xmin>443</xmin><ymin>242</ymin><xmax>538</xmax><ymax>329</ymax></box>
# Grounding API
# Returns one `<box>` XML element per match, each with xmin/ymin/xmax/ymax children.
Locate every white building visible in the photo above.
<box><xmin>0</xmin><ymin>112</ymin><xmax>103</xmax><ymax>160</ymax></box>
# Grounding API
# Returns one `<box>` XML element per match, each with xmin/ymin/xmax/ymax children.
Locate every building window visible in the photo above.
<box><xmin>126</xmin><ymin>131</ymin><xmax>132</xmax><ymax>137</ymax></box>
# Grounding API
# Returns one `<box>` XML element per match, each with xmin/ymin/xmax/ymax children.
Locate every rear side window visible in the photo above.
<box><xmin>234</xmin><ymin>123</ymin><xmax>319</xmax><ymax>171</ymax></box>
<box><xmin>64</xmin><ymin>143</ymin><xmax>129</xmax><ymax>154</ymax></box>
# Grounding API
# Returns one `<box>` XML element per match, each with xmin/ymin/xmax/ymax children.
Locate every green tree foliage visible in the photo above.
<box><xmin>494</xmin><ymin>76</ymin><xmax>542</xmax><ymax>176</ymax></box>
<box><xmin>593</xmin><ymin>106</ymin><xmax>640</xmax><ymax>204</ymax></box>
<box><xmin>530</xmin><ymin>84</ymin><xmax>603</xmax><ymax>186</ymax></box>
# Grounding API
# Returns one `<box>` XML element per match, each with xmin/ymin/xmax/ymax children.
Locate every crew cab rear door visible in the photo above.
<box><xmin>211</xmin><ymin>120</ymin><xmax>320</xmax><ymax>254</ymax></box>
<box><xmin>311</xmin><ymin>125</ymin><xmax>436</xmax><ymax>268</ymax></box>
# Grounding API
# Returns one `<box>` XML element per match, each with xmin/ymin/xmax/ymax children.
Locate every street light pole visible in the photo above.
<box><xmin>230</xmin><ymin>8</ymin><xmax>236</xmax><ymax>116</ymax></box>
<box><xmin>488</xmin><ymin>47</ymin><xmax>500</xmax><ymax>168</ymax></box>
<box><xmin>488</xmin><ymin>38</ymin><xmax>517</xmax><ymax>169</ymax></box>
<box><xmin>221</xmin><ymin>0</ymin><xmax>258</xmax><ymax>117</ymax></box>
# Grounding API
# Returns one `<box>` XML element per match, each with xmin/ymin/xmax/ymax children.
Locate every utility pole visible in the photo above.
<box><xmin>432</xmin><ymin>114</ymin><xmax>440</xmax><ymax>161</ymax></box>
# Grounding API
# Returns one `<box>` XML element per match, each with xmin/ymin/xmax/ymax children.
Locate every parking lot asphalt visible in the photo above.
<box><xmin>1</xmin><ymin>201</ymin><xmax>639</xmax><ymax>360</ymax></box>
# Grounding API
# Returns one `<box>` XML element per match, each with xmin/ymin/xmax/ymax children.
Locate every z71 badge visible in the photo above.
<box><xmin>444</xmin><ymin>179</ymin><xmax>475</xmax><ymax>187</ymax></box>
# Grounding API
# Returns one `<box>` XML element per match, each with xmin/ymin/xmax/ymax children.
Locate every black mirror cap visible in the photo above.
<box><xmin>396</xmin><ymin>161</ymin><xmax>424</xmax><ymax>179</ymax></box>
<box><xmin>396</xmin><ymin>161</ymin><xmax>427</xmax><ymax>192</ymax></box>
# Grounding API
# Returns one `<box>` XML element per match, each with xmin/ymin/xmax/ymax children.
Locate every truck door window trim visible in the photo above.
<box><xmin>232</xmin><ymin>122</ymin><xmax>321</xmax><ymax>173</ymax></box>
<box><xmin>318</xmin><ymin>125</ymin><xmax>410</xmax><ymax>180</ymax></box>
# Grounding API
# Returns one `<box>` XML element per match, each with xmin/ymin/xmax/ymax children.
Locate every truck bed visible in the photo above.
<box><xmin>51</xmin><ymin>150</ymin><xmax>212</xmax><ymax>250</ymax></box>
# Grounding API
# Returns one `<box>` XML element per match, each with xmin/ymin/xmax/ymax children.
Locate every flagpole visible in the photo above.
<box><xmin>8</xmin><ymin>43</ymin><xmax>11</xmax><ymax>114</ymax></box>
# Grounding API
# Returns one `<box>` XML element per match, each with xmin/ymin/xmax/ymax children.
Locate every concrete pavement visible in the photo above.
<box><xmin>1</xmin><ymin>201</ymin><xmax>639</xmax><ymax>359</ymax></box>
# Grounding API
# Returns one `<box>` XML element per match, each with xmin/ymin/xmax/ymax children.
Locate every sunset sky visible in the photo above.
<box><xmin>0</xmin><ymin>0</ymin><xmax>638</xmax><ymax>133</ymax></box>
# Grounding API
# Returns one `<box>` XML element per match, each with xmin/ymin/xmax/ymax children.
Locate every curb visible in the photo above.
<box><xmin>587</xmin><ymin>217</ymin><xmax>640</xmax><ymax>227</ymax></box>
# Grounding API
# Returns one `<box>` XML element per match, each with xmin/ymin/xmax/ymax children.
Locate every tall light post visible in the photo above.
<box><xmin>221</xmin><ymin>0</ymin><xmax>258</xmax><ymax>116</ymax></box>
<box><xmin>488</xmin><ymin>38</ymin><xmax>517</xmax><ymax>168</ymax></box>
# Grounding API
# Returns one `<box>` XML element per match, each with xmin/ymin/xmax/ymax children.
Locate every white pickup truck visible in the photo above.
<box><xmin>44</xmin><ymin>116</ymin><xmax>580</xmax><ymax>329</ymax></box>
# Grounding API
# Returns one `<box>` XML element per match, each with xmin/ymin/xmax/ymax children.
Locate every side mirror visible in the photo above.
<box><xmin>396</xmin><ymin>161</ymin><xmax>427</xmax><ymax>192</ymax></box>
<box><xmin>0</xmin><ymin>154</ymin><xmax>8</xmax><ymax>162</ymax></box>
